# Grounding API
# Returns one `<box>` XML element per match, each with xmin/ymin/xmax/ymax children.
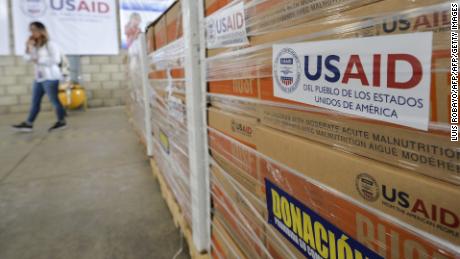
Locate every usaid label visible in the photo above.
<box><xmin>273</xmin><ymin>33</ymin><xmax>433</xmax><ymax>130</ymax></box>
<box><xmin>167</xmin><ymin>96</ymin><xmax>185</xmax><ymax>124</ymax></box>
<box><xmin>206</xmin><ymin>2</ymin><xmax>248</xmax><ymax>49</ymax></box>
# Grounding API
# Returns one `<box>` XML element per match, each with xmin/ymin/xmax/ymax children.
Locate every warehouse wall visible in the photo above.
<box><xmin>0</xmin><ymin>55</ymin><xmax>127</xmax><ymax>115</ymax></box>
<box><xmin>79</xmin><ymin>55</ymin><xmax>127</xmax><ymax>108</ymax></box>
<box><xmin>0</xmin><ymin>1</ymin><xmax>127</xmax><ymax>115</ymax></box>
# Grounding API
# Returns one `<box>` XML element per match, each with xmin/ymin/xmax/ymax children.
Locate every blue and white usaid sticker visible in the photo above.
<box><xmin>205</xmin><ymin>2</ymin><xmax>248</xmax><ymax>49</ymax></box>
<box><xmin>274</xmin><ymin>48</ymin><xmax>301</xmax><ymax>93</ymax></box>
<box><xmin>272</xmin><ymin>33</ymin><xmax>433</xmax><ymax>130</ymax></box>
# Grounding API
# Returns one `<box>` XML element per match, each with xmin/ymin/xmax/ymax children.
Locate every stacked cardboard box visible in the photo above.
<box><xmin>211</xmin><ymin>215</ymin><xmax>247</xmax><ymax>259</ymax></box>
<box><xmin>205</xmin><ymin>0</ymin><xmax>459</xmax><ymax>258</ymax></box>
<box><xmin>210</xmin><ymin>124</ymin><xmax>460</xmax><ymax>258</ymax></box>
<box><xmin>147</xmin><ymin>0</ymin><xmax>193</xmax><ymax>228</ymax></box>
<box><xmin>126</xmin><ymin>39</ymin><xmax>148</xmax><ymax>144</ymax></box>
<box><xmin>146</xmin><ymin>24</ymin><xmax>155</xmax><ymax>54</ymax></box>
<box><xmin>146</xmin><ymin>1</ymin><xmax>183</xmax><ymax>54</ymax></box>
<box><xmin>207</xmin><ymin>0</ymin><xmax>456</xmax><ymax>183</ymax></box>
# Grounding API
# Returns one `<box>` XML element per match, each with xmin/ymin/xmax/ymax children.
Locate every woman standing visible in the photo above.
<box><xmin>13</xmin><ymin>21</ymin><xmax>67</xmax><ymax>132</ymax></box>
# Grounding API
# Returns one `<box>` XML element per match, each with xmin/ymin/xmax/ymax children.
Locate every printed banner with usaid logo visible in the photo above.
<box><xmin>119</xmin><ymin>0</ymin><xmax>174</xmax><ymax>49</ymax></box>
<box><xmin>272</xmin><ymin>33</ymin><xmax>433</xmax><ymax>130</ymax></box>
<box><xmin>206</xmin><ymin>2</ymin><xmax>248</xmax><ymax>49</ymax></box>
<box><xmin>0</xmin><ymin>0</ymin><xmax>10</xmax><ymax>55</ymax></box>
<box><xmin>265</xmin><ymin>179</ymin><xmax>382</xmax><ymax>259</ymax></box>
<box><xmin>13</xmin><ymin>0</ymin><xmax>119</xmax><ymax>55</ymax></box>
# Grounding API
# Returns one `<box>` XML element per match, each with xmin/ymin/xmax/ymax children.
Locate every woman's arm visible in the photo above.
<box><xmin>23</xmin><ymin>38</ymin><xmax>37</xmax><ymax>62</ymax></box>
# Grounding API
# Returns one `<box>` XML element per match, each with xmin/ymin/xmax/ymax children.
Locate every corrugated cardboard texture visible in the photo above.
<box><xmin>212</xmin><ymin>181</ymin><xmax>265</xmax><ymax>258</ymax></box>
<box><xmin>166</xmin><ymin>1</ymin><xmax>183</xmax><ymax>43</ymax></box>
<box><xmin>212</xmin><ymin>151</ymin><xmax>263</xmax><ymax>203</ymax></box>
<box><xmin>206</xmin><ymin>0</ymin><xmax>446</xmax><ymax>57</ymax></box>
<box><xmin>154</xmin><ymin>16</ymin><xmax>167</xmax><ymax>50</ymax></box>
<box><xmin>146</xmin><ymin>25</ymin><xmax>156</xmax><ymax>53</ymax></box>
<box><xmin>204</xmin><ymin>0</ymin><xmax>232</xmax><ymax>17</ymax></box>
<box><xmin>257</xmin><ymin>104</ymin><xmax>459</xmax><ymax>185</ymax></box>
<box><xmin>212</xmin><ymin>217</ymin><xmax>247</xmax><ymax>259</ymax></box>
<box><xmin>208</xmin><ymin>107</ymin><xmax>258</xmax><ymax>147</ymax></box>
<box><xmin>256</xmin><ymin>126</ymin><xmax>460</xmax><ymax>245</ymax></box>
<box><xmin>260</xmin><ymin>156</ymin><xmax>458</xmax><ymax>258</ymax></box>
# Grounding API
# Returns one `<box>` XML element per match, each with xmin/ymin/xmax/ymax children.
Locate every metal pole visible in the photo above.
<box><xmin>181</xmin><ymin>0</ymin><xmax>210</xmax><ymax>252</ymax></box>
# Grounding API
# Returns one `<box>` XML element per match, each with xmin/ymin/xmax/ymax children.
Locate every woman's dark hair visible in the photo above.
<box><xmin>30</xmin><ymin>21</ymin><xmax>46</xmax><ymax>30</ymax></box>
<box><xmin>29</xmin><ymin>21</ymin><xmax>49</xmax><ymax>47</ymax></box>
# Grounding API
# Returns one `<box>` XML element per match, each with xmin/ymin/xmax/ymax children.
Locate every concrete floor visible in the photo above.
<box><xmin>0</xmin><ymin>107</ymin><xmax>189</xmax><ymax>259</ymax></box>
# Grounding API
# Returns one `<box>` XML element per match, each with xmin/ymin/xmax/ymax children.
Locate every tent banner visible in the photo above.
<box><xmin>119</xmin><ymin>0</ymin><xmax>173</xmax><ymax>49</ymax></box>
<box><xmin>13</xmin><ymin>0</ymin><xmax>119</xmax><ymax>55</ymax></box>
<box><xmin>0</xmin><ymin>0</ymin><xmax>10</xmax><ymax>55</ymax></box>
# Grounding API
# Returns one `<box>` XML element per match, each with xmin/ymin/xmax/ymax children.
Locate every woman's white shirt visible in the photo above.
<box><xmin>24</xmin><ymin>41</ymin><xmax>62</xmax><ymax>82</ymax></box>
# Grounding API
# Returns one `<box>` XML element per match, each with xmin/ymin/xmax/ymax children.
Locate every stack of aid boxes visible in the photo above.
<box><xmin>205</xmin><ymin>0</ymin><xmax>460</xmax><ymax>258</ymax></box>
<box><xmin>146</xmin><ymin>1</ymin><xmax>194</xmax><ymax>227</ymax></box>
<box><xmin>126</xmin><ymin>39</ymin><xmax>148</xmax><ymax>144</ymax></box>
<box><xmin>146</xmin><ymin>1</ymin><xmax>183</xmax><ymax>54</ymax></box>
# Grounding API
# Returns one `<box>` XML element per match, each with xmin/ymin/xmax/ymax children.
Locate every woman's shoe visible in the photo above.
<box><xmin>12</xmin><ymin>122</ymin><xmax>33</xmax><ymax>132</ymax></box>
<box><xmin>48</xmin><ymin>121</ymin><xmax>67</xmax><ymax>132</ymax></box>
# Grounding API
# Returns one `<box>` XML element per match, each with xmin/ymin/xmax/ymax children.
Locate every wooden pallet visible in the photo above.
<box><xmin>150</xmin><ymin>158</ymin><xmax>210</xmax><ymax>259</ymax></box>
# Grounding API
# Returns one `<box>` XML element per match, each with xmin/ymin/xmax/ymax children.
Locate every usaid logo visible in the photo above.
<box><xmin>49</xmin><ymin>0</ymin><xmax>111</xmax><ymax>13</ymax></box>
<box><xmin>274</xmin><ymin>48</ymin><xmax>301</xmax><ymax>93</ymax></box>
<box><xmin>206</xmin><ymin>18</ymin><xmax>216</xmax><ymax>45</ymax></box>
<box><xmin>231</xmin><ymin>120</ymin><xmax>253</xmax><ymax>137</ymax></box>
<box><xmin>21</xmin><ymin>0</ymin><xmax>47</xmax><ymax>18</ymax></box>
<box><xmin>355</xmin><ymin>173</ymin><xmax>379</xmax><ymax>202</ymax></box>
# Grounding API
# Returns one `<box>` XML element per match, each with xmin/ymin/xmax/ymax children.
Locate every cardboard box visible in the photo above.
<box><xmin>265</xmin><ymin>228</ymin><xmax>305</xmax><ymax>259</ymax></box>
<box><xmin>260</xmin><ymin>155</ymin><xmax>459</xmax><ymax>259</ymax></box>
<box><xmin>207</xmin><ymin>4</ymin><xmax>450</xmax><ymax>123</ymax></box>
<box><xmin>204</xmin><ymin>0</ymin><xmax>232</xmax><ymax>17</ymax></box>
<box><xmin>256</xmin><ymin>126</ymin><xmax>460</xmax><ymax>246</ymax></box>
<box><xmin>146</xmin><ymin>25</ymin><xmax>156</xmax><ymax>53</ymax></box>
<box><xmin>212</xmin><ymin>217</ymin><xmax>247</xmax><ymax>259</ymax></box>
<box><xmin>166</xmin><ymin>1</ymin><xmax>183</xmax><ymax>43</ymax></box>
<box><xmin>210</xmin><ymin>134</ymin><xmax>459</xmax><ymax>258</ymax></box>
<box><xmin>245</xmin><ymin>0</ymin><xmax>378</xmax><ymax>34</ymax></box>
<box><xmin>151</xmin><ymin>87</ymin><xmax>185</xmax><ymax>106</ymax></box>
<box><xmin>248</xmin><ymin>0</ymin><xmax>447</xmax><ymax>47</ymax></box>
<box><xmin>206</xmin><ymin>0</ymin><xmax>380</xmax><ymax>56</ymax></box>
<box><xmin>153</xmin><ymin>142</ymin><xmax>189</xmax><ymax>192</ymax></box>
<box><xmin>213</xmin><ymin>155</ymin><xmax>301</xmax><ymax>259</ymax></box>
<box><xmin>208</xmin><ymin>130</ymin><xmax>259</xmax><ymax>188</ymax></box>
<box><xmin>154</xmin><ymin>140</ymin><xmax>192</xmax><ymax>227</ymax></box>
<box><xmin>207</xmin><ymin>78</ymin><xmax>260</xmax><ymax>119</ymax></box>
<box><xmin>212</xmin><ymin>174</ymin><xmax>266</xmax><ymax>258</ymax></box>
<box><xmin>209</xmin><ymin>78</ymin><xmax>260</xmax><ymax>98</ymax></box>
<box><xmin>208</xmin><ymin>107</ymin><xmax>258</xmax><ymax>147</ymax></box>
<box><xmin>256</xmin><ymin>9</ymin><xmax>450</xmax><ymax>121</ymax></box>
<box><xmin>148</xmin><ymin>68</ymin><xmax>185</xmax><ymax>80</ymax></box>
<box><xmin>209</xmin><ymin>93</ymin><xmax>259</xmax><ymax>118</ymax></box>
<box><xmin>171</xmin><ymin>141</ymin><xmax>189</xmax><ymax>177</ymax></box>
<box><xmin>206</xmin><ymin>3</ymin><xmax>454</xmax><ymax>183</ymax></box>
<box><xmin>154</xmin><ymin>15</ymin><xmax>167</xmax><ymax>50</ymax></box>
<box><xmin>257</xmin><ymin>104</ymin><xmax>460</xmax><ymax>185</ymax></box>
<box><xmin>208</xmin><ymin>108</ymin><xmax>259</xmax><ymax>179</ymax></box>
<box><xmin>206</xmin><ymin>0</ymin><xmax>446</xmax><ymax>57</ymax></box>
<box><xmin>212</xmin><ymin>163</ymin><xmax>265</xmax><ymax>220</ymax></box>
<box><xmin>207</xmin><ymin>109</ymin><xmax>267</xmax><ymax>257</ymax></box>
<box><xmin>212</xmin><ymin>151</ymin><xmax>263</xmax><ymax>201</ymax></box>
